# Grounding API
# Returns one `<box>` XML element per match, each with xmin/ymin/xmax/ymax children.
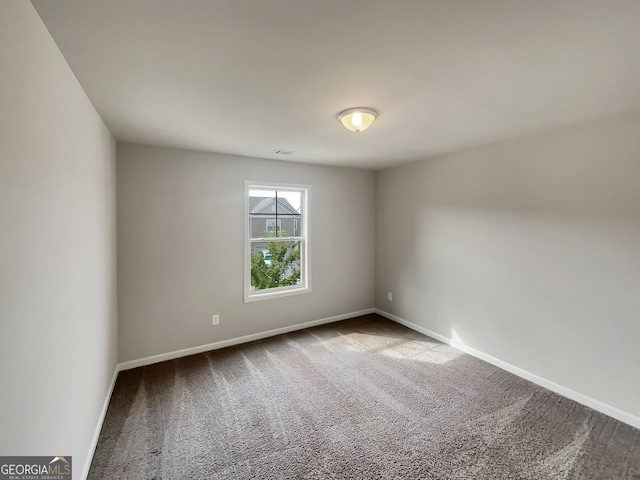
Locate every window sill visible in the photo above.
<box><xmin>244</xmin><ymin>285</ymin><xmax>311</xmax><ymax>303</ymax></box>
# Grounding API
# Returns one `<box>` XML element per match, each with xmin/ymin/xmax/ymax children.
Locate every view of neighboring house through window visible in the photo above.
<box><xmin>244</xmin><ymin>181</ymin><xmax>309</xmax><ymax>302</ymax></box>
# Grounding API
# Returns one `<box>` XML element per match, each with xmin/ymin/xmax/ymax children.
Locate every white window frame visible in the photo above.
<box><xmin>244</xmin><ymin>181</ymin><xmax>311</xmax><ymax>303</ymax></box>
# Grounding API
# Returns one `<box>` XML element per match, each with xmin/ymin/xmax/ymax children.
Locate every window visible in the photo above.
<box><xmin>244</xmin><ymin>181</ymin><xmax>310</xmax><ymax>302</ymax></box>
<box><xmin>265</xmin><ymin>219</ymin><xmax>282</xmax><ymax>234</ymax></box>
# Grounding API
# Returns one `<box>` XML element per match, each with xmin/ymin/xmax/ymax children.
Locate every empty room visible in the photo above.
<box><xmin>2</xmin><ymin>0</ymin><xmax>640</xmax><ymax>479</ymax></box>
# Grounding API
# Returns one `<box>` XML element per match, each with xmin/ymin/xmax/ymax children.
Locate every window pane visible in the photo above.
<box><xmin>276</xmin><ymin>191</ymin><xmax>301</xmax><ymax>214</ymax></box>
<box><xmin>249</xmin><ymin>190</ymin><xmax>275</xmax><ymax>238</ymax></box>
<box><xmin>276</xmin><ymin>191</ymin><xmax>301</xmax><ymax>237</ymax></box>
<box><xmin>250</xmin><ymin>240</ymin><xmax>301</xmax><ymax>291</ymax></box>
<box><xmin>250</xmin><ymin>189</ymin><xmax>301</xmax><ymax>238</ymax></box>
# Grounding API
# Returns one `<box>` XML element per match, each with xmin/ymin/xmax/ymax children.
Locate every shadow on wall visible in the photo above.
<box><xmin>378</xmin><ymin>114</ymin><xmax>640</xmax><ymax>419</ymax></box>
<box><xmin>411</xmin><ymin>206</ymin><xmax>640</xmax><ymax>400</ymax></box>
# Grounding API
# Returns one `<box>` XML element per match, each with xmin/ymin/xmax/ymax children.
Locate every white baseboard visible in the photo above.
<box><xmin>375</xmin><ymin>309</ymin><xmax>640</xmax><ymax>431</ymax></box>
<box><xmin>119</xmin><ymin>308</ymin><xmax>375</xmax><ymax>371</ymax></box>
<box><xmin>81</xmin><ymin>365</ymin><xmax>119</xmax><ymax>480</ymax></box>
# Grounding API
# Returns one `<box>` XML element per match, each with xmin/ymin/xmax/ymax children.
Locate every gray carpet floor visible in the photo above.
<box><xmin>89</xmin><ymin>314</ymin><xmax>640</xmax><ymax>479</ymax></box>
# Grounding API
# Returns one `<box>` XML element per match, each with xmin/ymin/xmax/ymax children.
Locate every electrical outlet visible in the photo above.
<box><xmin>212</xmin><ymin>314</ymin><xmax>220</xmax><ymax>325</ymax></box>
<box><xmin>388</xmin><ymin>292</ymin><xmax>393</xmax><ymax>301</ymax></box>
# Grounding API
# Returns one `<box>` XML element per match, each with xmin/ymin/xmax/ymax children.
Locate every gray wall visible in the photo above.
<box><xmin>117</xmin><ymin>143</ymin><xmax>375</xmax><ymax>362</ymax></box>
<box><xmin>0</xmin><ymin>2</ymin><xmax>118</xmax><ymax>479</ymax></box>
<box><xmin>376</xmin><ymin>113</ymin><xmax>640</xmax><ymax>419</ymax></box>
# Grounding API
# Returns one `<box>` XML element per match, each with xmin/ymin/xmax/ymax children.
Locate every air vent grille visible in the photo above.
<box><xmin>272</xmin><ymin>149</ymin><xmax>299</xmax><ymax>156</ymax></box>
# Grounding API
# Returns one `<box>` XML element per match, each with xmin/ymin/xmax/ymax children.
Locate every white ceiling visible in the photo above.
<box><xmin>32</xmin><ymin>0</ymin><xmax>640</xmax><ymax>170</ymax></box>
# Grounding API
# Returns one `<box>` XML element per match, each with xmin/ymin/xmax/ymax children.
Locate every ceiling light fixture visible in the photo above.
<box><xmin>337</xmin><ymin>107</ymin><xmax>378</xmax><ymax>132</ymax></box>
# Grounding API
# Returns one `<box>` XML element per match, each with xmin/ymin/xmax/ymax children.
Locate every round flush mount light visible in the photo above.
<box><xmin>337</xmin><ymin>107</ymin><xmax>378</xmax><ymax>132</ymax></box>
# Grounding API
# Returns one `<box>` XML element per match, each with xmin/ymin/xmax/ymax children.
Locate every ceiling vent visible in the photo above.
<box><xmin>272</xmin><ymin>149</ymin><xmax>299</xmax><ymax>156</ymax></box>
